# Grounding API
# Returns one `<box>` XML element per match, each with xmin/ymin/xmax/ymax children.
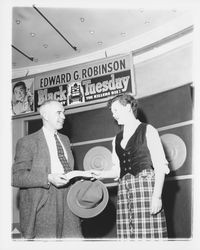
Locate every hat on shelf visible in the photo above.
<box><xmin>160</xmin><ymin>133</ymin><xmax>187</xmax><ymax>171</ymax></box>
<box><xmin>67</xmin><ymin>179</ymin><xmax>109</xmax><ymax>218</ymax></box>
<box><xmin>83</xmin><ymin>146</ymin><xmax>112</xmax><ymax>171</ymax></box>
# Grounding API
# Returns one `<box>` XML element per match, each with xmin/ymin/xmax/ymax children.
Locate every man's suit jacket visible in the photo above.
<box><xmin>12</xmin><ymin>129</ymin><xmax>76</xmax><ymax>238</ymax></box>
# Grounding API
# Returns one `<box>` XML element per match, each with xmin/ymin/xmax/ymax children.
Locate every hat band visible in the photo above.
<box><xmin>76</xmin><ymin>190</ymin><xmax>104</xmax><ymax>209</ymax></box>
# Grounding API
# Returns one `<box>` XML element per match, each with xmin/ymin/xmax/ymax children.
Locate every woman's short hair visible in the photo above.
<box><xmin>107</xmin><ymin>92</ymin><xmax>138</xmax><ymax>117</ymax></box>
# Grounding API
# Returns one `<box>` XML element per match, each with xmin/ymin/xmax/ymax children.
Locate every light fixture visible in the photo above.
<box><xmin>97</xmin><ymin>41</ymin><xmax>103</xmax><ymax>45</ymax></box>
<box><xmin>33</xmin><ymin>5</ymin><xmax>77</xmax><ymax>51</ymax></box>
<box><xmin>121</xmin><ymin>32</ymin><xmax>126</xmax><ymax>36</ymax></box>
<box><xmin>30</xmin><ymin>32</ymin><xmax>36</xmax><ymax>37</ymax></box>
<box><xmin>89</xmin><ymin>30</ymin><xmax>95</xmax><ymax>35</ymax></box>
<box><xmin>12</xmin><ymin>45</ymin><xmax>34</xmax><ymax>62</ymax></box>
<box><xmin>80</xmin><ymin>17</ymin><xmax>85</xmax><ymax>22</ymax></box>
<box><xmin>16</xmin><ymin>19</ymin><xmax>21</xmax><ymax>24</ymax></box>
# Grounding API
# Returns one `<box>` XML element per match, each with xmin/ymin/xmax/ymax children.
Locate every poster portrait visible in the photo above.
<box><xmin>12</xmin><ymin>78</ymin><xmax>35</xmax><ymax>115</ymax></box>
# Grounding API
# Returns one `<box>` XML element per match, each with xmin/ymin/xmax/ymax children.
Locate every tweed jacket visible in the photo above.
<box><xmin>12</xmin><ymin>129</ymin><xmax>75</xmax><ymax>238</ymax></box>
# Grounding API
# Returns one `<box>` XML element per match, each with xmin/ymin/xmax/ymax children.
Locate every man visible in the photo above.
<box><xmin>12</xmin><ymin>100</ymin><xmax>92</xmax><ymax>239</ymax></box>
<box><xmin>12</xmin><ymin>81</ymin><xmax>33</xmax><ymax>115</ymax></box>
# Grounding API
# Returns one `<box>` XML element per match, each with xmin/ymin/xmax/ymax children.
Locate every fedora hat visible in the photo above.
<box><xmin>67</xmin><ymin>179</ymin><xmax>109</xmax><ymax>218</ymax></box>
<box><xmin>83</xmin><ymin>146</ymin><xmax>112</xmax><ymax>171</ymax></box>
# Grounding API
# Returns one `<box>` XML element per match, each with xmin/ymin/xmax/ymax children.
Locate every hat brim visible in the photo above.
<box><xmin>67</xmin><ymin>180</ymin><xmax>109</xmax><ymax>218</ymax></box>
<box><xmin>83</xmin><ymin>146</ymin><xmax>112</xmax><ymax>171</ymax></box>
<box><xmin>161</xmin><ymin>133</ymin><xmax>187</xmax><ymax>171</ymax></box>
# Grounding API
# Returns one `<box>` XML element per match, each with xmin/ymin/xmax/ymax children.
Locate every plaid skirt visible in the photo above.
<box><xmin>117</xmin><ymin>169</ymin><xmax>168</xmax><ymax>239</ymax></box>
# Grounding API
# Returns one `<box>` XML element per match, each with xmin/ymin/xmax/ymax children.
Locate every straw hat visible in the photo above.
<box><xmin>161</xmin><ymin>133</ymin><xmax>187</xmax><ymax>171</ymax></box>
<box><xmin>83</xmin><ymin>146</ymin><xmax>112</xmax><ymax>171</ymax></box>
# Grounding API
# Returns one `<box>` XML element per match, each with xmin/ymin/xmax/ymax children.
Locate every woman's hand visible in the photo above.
<box><xmin>80</xmin><ymin>170</ymin><xmax>97</xmax><ymax>180</ymax></box>
<box><xmin>151</xmin><ymin>196</ymin><xmax>162</xmax><ymax>215</ymax></box>
<box><xmin>88</xmin><ymin>170</ymin><xmax>103</xmax><ymax>179</ymax></box>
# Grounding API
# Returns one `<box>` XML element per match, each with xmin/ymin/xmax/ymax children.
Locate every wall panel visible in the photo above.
<box><xmin>163</xmin><ymin>179</ymin><xmax>192</xmax><ymax>238</ymax></box>
<box><xmin>138</xmin><ymin>84</ymin><xmax>192</xmax><ymax>127</ymax></box>
<box><xmin>63</xmin><ymin>108</ymin><xmax>120</xmax><ymax>143</ymax></box>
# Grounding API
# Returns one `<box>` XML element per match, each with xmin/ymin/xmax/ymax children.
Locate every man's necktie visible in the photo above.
<box><xmin>54</xmin><ymin>134</ymin><xmax>71</xmax><ymax>173</ymax></box>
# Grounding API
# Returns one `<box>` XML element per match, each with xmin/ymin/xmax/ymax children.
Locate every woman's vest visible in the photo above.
<box><xmin>115</xmin><ymin>123</ymin><xmax>153</xmax><ymax>178</ymax></box>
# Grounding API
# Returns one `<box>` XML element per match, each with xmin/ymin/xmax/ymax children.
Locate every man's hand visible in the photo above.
<box><xmin>48</xmin><ymin>173</ymin><xmax>69</xmax><ymax>187</ymax></box>
<box><xmin>63</xmin><ymin>170</ymin><xmax>96</xmax><ymax>181</ymax></box>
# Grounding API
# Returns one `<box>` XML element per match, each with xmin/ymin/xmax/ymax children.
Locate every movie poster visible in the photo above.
<box><xmin>12</xmin><ymin>78</ymin><xmax>34</xmax><ymax>116</ymax></box>
<box><xmin>34</xmin><ymin>54</ymin><xmax>135</xmax><ymax>110</ymax></box>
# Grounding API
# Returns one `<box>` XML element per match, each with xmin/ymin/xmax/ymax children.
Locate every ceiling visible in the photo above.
<box><xmin>12</xmin><ymin>6</ymin><xmax>187</xmax><ymax>70</ymax></box>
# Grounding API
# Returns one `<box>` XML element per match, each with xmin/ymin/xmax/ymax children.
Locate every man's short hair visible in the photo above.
<box><xmin>38</xmin><ymin>100</ymin><xmax>60</xmax><ymax>117</ymax></box>
<box><xmin>13</xmin><ymin>81</ymin><xmax>26</xmax><ymax>93</ymax></box>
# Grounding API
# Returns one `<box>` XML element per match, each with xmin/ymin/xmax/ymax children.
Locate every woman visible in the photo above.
<box><xmin>91</xmin><ymin>93</ymin><xmax>169</xmax><ymax>239</ymax></box>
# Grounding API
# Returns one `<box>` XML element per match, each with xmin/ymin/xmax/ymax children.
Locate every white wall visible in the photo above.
<box><xmin>135</xmin><ymin>43</ymin><xmax>192</xmax><ymax>98</ymax></box>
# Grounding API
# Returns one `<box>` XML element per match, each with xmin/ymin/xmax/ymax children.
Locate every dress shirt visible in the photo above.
<box><xmin>42</xmin><ymin>126</ymin><xmax>68</xmax><ymax>174</ymax></box>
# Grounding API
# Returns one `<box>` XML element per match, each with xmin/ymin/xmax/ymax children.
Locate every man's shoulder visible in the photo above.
<box><xmin>58</xmin><ymin>133</ymin><xmax>71</xmax><ymax>146</ymax></box>
<box><xmin>58</xmin><ymin>132</ymin><xmax>69</xmax><ymax>140</ymax></box>
<box><xmin>19</xmin><ymin>129</ymin><xmax>43</xmax><ymax>143</ymax></box>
